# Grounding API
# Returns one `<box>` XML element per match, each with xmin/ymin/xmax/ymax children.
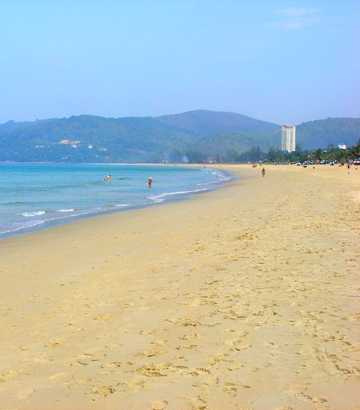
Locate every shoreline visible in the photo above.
<box><xmin>0</xmin><ymin>164</ymin><xmax>234</xmax><ymax>241</ymax></box>
<box><xmin>1</xmin><ymin>164</ymin><xmax>359</xmax><ymax>409</ymax></box>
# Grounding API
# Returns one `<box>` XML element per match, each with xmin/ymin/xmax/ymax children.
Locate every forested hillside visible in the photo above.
<box><xmin>155</xmin><ymin>110</ymin><xmax>280</xmax><ymax>136</ymax></box>
<box><xmin>0</xmin><ymin>111</ymin><xmax>358</xmax><ymax>163</ymax></box>
<box><xmin>296</xmin><ymin>118</ymin><xmax>360</xmax><ymax>150</ymax></box>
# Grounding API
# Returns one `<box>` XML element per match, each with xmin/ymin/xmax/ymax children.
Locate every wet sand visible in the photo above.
<box><xmin>0</xmin><ymin>164</ymin><xmax>359</xmax><ymax>410</ymax></box>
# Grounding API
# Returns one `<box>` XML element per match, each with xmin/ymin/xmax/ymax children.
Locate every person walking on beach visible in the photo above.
<box><xmin>261</xmin><ymin>167</ymin><xmax>265</xmax><ymax>177</ymax></box>
<box><xmin>148</xmin><ymin>177</ymin><xmax>153</xmax><ymax>188</ymax></box>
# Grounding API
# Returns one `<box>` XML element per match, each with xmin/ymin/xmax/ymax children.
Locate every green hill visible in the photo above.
<box><xmin>0</xmin><ymin>119</ymin><xmax>51</xmax><ymax>135</ymax></box>
<box><xmin>296</xmin><ymin>118</ymin><xmax>360</xmax><ymax>150</ymax></box>
<box><xmin>191</xmin><ymin>131</ymin><xmax>280</xmax><ymax>157</ymax></box>
<box><xmin>0</xmin><ymin>111</ymin><xmax>358</xmax><ymax>163</ymax></box>
<box><xmin>155</xmin><ymin>110</ymin><xmax>280</xmax><ymax>137</ymax></box>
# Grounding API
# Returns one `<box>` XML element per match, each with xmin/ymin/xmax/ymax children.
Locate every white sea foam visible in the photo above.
<box><xmin>19</xmin><ymin>211</ymin><xmax>46</xmax><ymax>217</ymax></box>
<box><xmin>149</xmin><ymin>187</ymin><xmax>209</xmax><ymax>203</ymax></box>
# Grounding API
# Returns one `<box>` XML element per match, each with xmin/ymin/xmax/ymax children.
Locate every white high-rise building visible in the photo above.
<box><xmin>281</xmin><ymin>125</ymin><xmax>296</xmax><ymax>152</ymax></box>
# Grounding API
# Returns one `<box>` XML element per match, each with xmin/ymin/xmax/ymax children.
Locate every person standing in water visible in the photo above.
<box><xmin>148</xmin><ymin>177</ymin><xmax>153</xmax><ymax>188</ymax></box>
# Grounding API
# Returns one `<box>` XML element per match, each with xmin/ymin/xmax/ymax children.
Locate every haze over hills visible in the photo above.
<box><xmin>155</xmin><ymin>110</ymin><xmax>280</xmax><ymax>136</ymax></box>
<box><xmin>0</xmin><ymin>110</ymin><xmax>358</xmax><ymax>163</ymax></box>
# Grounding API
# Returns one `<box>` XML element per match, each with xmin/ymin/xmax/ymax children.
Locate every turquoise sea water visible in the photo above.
<box><xmin>0</xmin><ymin>163</ymin><xmax>233</xmax><ymax>240</ymax></box>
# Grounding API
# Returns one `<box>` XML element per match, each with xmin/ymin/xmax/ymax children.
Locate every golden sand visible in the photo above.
<box><xmin>0</xmin><ymin>164</ymin><xmax>359</xmax><ymax>410</ymax></box>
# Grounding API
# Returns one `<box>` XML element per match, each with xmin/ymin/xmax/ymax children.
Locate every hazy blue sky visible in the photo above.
<box><xmin>1</xmin><ymin>1</ymin><xmax>359</xmax><ymax>125</ymax></box>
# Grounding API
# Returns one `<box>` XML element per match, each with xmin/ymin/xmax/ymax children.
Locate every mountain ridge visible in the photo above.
<box><xmin>0</xmin><ymin>110</ymin><xmax>358</xmax><ymax>163</ymax></box>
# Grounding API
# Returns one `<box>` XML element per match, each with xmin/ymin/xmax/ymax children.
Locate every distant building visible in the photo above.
<box><xmin>281</xmin><ymin>125</ymin><xmax>296</xmax><ymax>152</ymax></box>
<box><xmin>338</xmin><ymin>143</ymin><xmax>347</xmax><ymax>150</ymax></box>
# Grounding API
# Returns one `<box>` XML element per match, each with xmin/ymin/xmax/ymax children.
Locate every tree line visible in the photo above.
<box><xmin>168</xmin><ymin>139</ymin><xmax>360</xmax><ymax>164</ymax></box>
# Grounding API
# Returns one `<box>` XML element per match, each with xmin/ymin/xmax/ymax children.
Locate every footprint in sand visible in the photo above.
<box><xmin>231</xmin><ymin>343</ymin><xmax>252</xmax><ymax>352</ymax></box>
<box><xmin>228</xmin><ymin>364</ymin><xmax>244</xmax><ymax>371</ymax></box>
<box><xmin>136</xmin><ymin>364</ymin><xmax>167</xmax><ymax>377</ymax></box>
<box><xmin>99</xmin><ymin>361</ymin><xmax>121</xmax><ymax>373</ymax></box>
<box><xmin>222</xmin><ymin>382</ymin><xmax>238</xmax><ymax>396</ymax></box>
<box><xmin>176</xmin><ymin>344</ymin><xmax>197</xmax><ymax>350</ymax></box>
<box><xmin>86</xmin><ymin>383</ymin><xmax>115</xmax><ymax>397</ymax></box>
<box><xmin>187</xmin><ymin>368</ymin><xmax>211</xmax><ymax>376</ymax></box>
<box><xmin>140</xmin><ymin>329</ymin><xmax>157</xmax><ymax>335</ymax></box>
<box><xmin>201</xmin><ymin>376</ymin><xmax>219</xmax><ymax>386</ymax></box>
<box><xmin>224</xmin><ymin>327</ymin><xmax>236</xmax><ymax>333</ymax></box>
<box><xmin>150</xmin><ymin>400</ymin><xmax>168</xmax><ymax>410</ymax></box>
<box><xmin>2</xmin><ymin>364</ymin><xmax>17</xmax><ymax>377</ymax></box>
<box><xmin>224</xmin><ymin>338</ymin><xmax>241</xmax><ymax>346</ymax></box>
<box><xmin>208</xmin><ymin>353</ymin><xmax>233</xmax><ymax>366</ymax></box>
<box><xmin>46</xmin><ymin>337</ymin><xmax>67</xmax><ymax>348</ymax></box>
<box><xmin>152</xmin><ymin>339</ymin><xmax>168</xmax><ymax>346</ymax></box>
<box><xmin>137</xmin><ymin>347</ymin><xmax>167</xmax><ymax>357</ymax></box>
<box><xmin>180</xmin><ymin>332</ymin><xmax>202</xmax><ymax>340</ymax></box>
<box><xmin>312</xmin><ymin>397</ymin><xmax>328</xmax><ymax>404</ymax></box>
<box><xmin>191</xmin><ymin>397</ymin><xmax>208</xmax><ymax>410</ymax></box>
<box><xmin>173</xmin><ymin>364</ymin><xmax>188</xmax><ymax>372</ymax></box>
<box><xmin>126</xmin><ymin>379</ymin><xmax>145</xmax><ymax>390</ymax></box>
<box><xmin>75</xmin><ymin>353</ymin><xmax>106</xmax><ymax>365</ymax></box>
<box><xmin>119</xmin><ymin>361</ymin><xmax>135</xmax><ymax>374</ymax></box>
<box><xmin>166</xmin><ymin>317</ymin><xmax>199</xmax><ymax>326</ymax></box>
<box><xmin>116</xmin><ymin>379</ymin><xmax>145</xmax><ymax>392</ymax></box>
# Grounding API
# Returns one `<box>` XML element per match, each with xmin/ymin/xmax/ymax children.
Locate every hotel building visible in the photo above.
<box><xmin>281</xmin><ymin>125</ymin><xmax>296</xmax><ymax>152</ymax></box>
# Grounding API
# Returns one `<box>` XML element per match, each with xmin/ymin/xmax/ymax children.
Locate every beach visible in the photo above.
<box><xmin>0</xmin><ymin>164</ymin><xmax>359</xmax><ymax>410</ymax></box>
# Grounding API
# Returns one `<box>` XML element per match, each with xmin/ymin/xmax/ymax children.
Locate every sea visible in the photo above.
<box><xmin>0</xmin><ymin>163</ymin><xmax>233</xmax><ymax>240</ymax></box>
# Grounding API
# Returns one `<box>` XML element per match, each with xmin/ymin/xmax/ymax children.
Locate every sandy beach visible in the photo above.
<box><xmin>0</xmin><ymin>164</ymin><xmax>359</xmax><ymax>410</ymax></box>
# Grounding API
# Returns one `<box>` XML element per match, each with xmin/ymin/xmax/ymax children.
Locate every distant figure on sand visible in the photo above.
<box><xmin>148</xmin><ymin>177</ymin><xmax>153</xmax><ymax>188</ymax></box>
<box><xmin>261</xmin><ymin>167</ymin><xmax>265</xmax><ymax>177</ymax></box>
<box><xmin>104</xmin><ymin>175</ymin><xmax>111</xmax><ymax>181</ymax></box>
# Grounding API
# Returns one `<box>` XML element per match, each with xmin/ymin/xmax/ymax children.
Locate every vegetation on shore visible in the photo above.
<box><xmin>216</xmin><ymin>139</ymin><xmax>360</xmax><ymax>165</ymax></box>
<box><xmin>0</xmin><ymin>110</ymin><xmax>358</xmax><ymax>163</ymax></box>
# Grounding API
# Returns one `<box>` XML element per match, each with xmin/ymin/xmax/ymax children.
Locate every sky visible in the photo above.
<box><xmin>0</xmin><ymin>0</ymin><xmax>359</xmax><ymax>125</ymax></box>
